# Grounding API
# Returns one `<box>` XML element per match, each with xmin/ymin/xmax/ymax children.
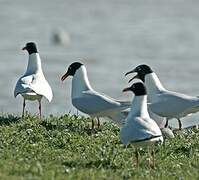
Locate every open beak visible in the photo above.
<box><xmin>22</xmin><ymin>46</ymin><xmax>27</xmax><ymax>50</ymax></box>
<box><xmin>61</xmin><ymin>72</ymin><xmax>69</xmax><ymax>81</ymax></box>
<box><xmin>122</xmin><ymin>87</ymin><xmax>131</xmax><ymax>92</ymax></box>
<box><xmin>125</xmin><ymin>68</ymin><xmax>139</xmax><ymax>83</ymax></box>
<box><xmin>125</xmin><ymin>69</ymin><xmax>136</xmax><ymax>76</ymax></box>
<box><xmin>128</xmin><ymin>74</ymin><xmax>139</xmax><ymax>83</ymax></box>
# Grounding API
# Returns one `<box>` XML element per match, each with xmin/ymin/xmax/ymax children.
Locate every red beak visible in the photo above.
<box><xmin>61</xmin><ymin>72</ymin><xmax>69</xmax><ymax>81</ymax></box>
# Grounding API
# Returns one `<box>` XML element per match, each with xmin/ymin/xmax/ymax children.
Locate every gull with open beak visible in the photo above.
<box><xmin>120</xmin><ymin>82</ymin><xmax>163</xmax><ymax>168</ymax></box>
<box><xmin>14</xmin><ymin>42</ymin><xmax>53</xmax><ymax>118</ymax></box>
<box><xmin>125</xmin><ymin>64</ymin><xmax>199</xmax><ymax>129</ymax></box>
<box><xmin>61</xmin><ymin>62</ymin><xmax>131</xmax><ymax>129</ymax></box>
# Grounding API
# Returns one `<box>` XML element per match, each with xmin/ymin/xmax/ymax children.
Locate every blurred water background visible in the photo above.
<box><xmin>0</xmin><ymin>0</ymin><xmax>199</xmax><ymax>128</ymax></box>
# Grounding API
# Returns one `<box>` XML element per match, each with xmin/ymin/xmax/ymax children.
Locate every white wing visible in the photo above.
<box><xmin>149</xmin><ymin>91</ymin><xmax>199</xmax><ymax>117</ymax></box>
<box><xmin>72</xmin><ymin>90</ymin><xmax>130</xmax><ymax>116</ymax></box>
<box><xmin>14</xmin><ymin>74</ymin><xmax>53</xmax><ymax>102</ymax></box>
<box><xmin>14</xmin><ymin>75</ymin><xmax>34</xmax><ymax>96</ymax></box>
<box><xmin>121</xmin><ymin>116</ymin><xmax>162</xmax><ymax>145</ymax></box>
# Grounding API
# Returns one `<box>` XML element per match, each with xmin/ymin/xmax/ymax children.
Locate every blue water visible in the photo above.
<box><xmin>0</xmin><ymin>0</ymin><xmax>199</xmax><ymax>127</ymax></box>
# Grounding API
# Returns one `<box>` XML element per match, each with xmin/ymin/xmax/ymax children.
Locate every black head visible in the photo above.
<box><xmin>123</xmin><ymin>82</ymin><xmax>147</xmax><ymax>96</ymax></box>
<box><xmin>22</xmin><ymin>42</ymin><xmax>38</xmax><ymax>54</ymax></box>
<box><xmin>61</xmin><ymin>62</ymin><xmax>83</xmax><ymax>81</ymax></box>
<box><xmin>125</xmin><ymin>64</ymin><xmax>153</xmax><ymax>82</ymax></box>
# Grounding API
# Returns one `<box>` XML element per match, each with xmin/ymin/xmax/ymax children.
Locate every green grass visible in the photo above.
<box><xmin>0</xmin><ymin>114</ymin><xmax>199</xmax><ymax>180</ymax></box>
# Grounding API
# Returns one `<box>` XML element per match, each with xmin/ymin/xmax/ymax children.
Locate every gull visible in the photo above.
<box><xmin>61</xmin><ymin>62</ymin><xmax>131</xmax><ymax>128</ymax></box>
<box><xmin>120</xmin><ymin>82</ymin><xmax>163</xmax><ymax>168</ymax></box>
<box><xmin>125</xmin><ymin>64</ymin><xmax>199</xmax><ymax>129</ymax></box>
<box><xmin>14</xmin><ymin>42</ymin><xmax>53</xmax><ymax>118</ymax></box>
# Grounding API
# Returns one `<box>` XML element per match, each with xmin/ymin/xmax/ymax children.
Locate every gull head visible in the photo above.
<box><xmin>125</xmin><ymin>64</ymin><xmax>153</xmax><ymax>83</ymax></box>
<box><xmin>61</xmin><ymin>62</ymin><xmax>83</xmax><ymax>81</ymax></box>
<box><xmin>123</xmin><ymin>82</ymin><xmax>147</xmax><ymax>96</ymax></box>
<box><xmin>22</xmin><ymin>42</ymin><xmax>38</xmax><ymax>55</ymax></box>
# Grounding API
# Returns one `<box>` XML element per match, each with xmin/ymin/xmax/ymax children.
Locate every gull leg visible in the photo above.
<box><xmin>178</xmin><ymin>118</ymin><xmax>182</xmax><ymax>130</ymax></box>
<box><xmin>135</xmin><ymin>148</ymin><xmax>139</xmax><ymax>168</ymax></box>
<box><xmin>22</xmin><ymin>99</ymin><xmax>26</xmax><ymax>118</ymax></box>
<box><xmin>38</xmin><ymin>100</ymin><xmax>41</xmax><ymax>119</ymax></box>
<box><xmin>164</xmin><ymin>118</ymin><xmax>169</xmax><ymax>128</ymax></box>
<box><xmin>151</xmin><ymin>149</ymin><xmax>155</xmax><ymax>169</ymax></box>
<box><xmin>91</xmin><ymin>119</ymin><xmax>94</xmax><ymax>130</ymax></box>
<box><xmin>147</xmin><ymin>147</ymin><xmax>151</xmax><ymax>168</ymax></box>
<box><xmin>97</xmin><ymin>117</ymin><xmax>100</xmax><ymax>128</ymax></box>
<box><xmin>163</xmin><ymin>137</ymin><xmax>166</xmax><ymax>148</ymax></box>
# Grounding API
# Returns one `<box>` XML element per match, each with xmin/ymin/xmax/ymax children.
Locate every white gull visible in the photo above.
<box><xmin>61</xmin><ymin>62</ymin><xmax>131</xmax><ymax>128</ymax></box>
<box><xmin>120</xmin><ymin>82</ymin><xmax>163</xmax><ymax>168</ymax></box>
<box><xmin>14</xmin><ymin>42</ymin><xmax>53</xmax><ymax>118</ymax></box>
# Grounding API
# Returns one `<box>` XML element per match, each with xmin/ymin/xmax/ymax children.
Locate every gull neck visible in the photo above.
<box><xmin>25</xmin><ymin>53</ymin><xmax>43</xmax><ymax>75</ymax></box>
<box><xmin>72</xmin><ymin>66</ymin><xmax>93</xmax><ymax>98</ymax></box>
<box><xmin>145</xmin><ymin>73</ymin><xmax>165</xmax><ymax>94</ymax></box>
<box><xmin>129</xmin><ymin>95</ymin><xmax>149</xmax><ymax>118</ymax></box>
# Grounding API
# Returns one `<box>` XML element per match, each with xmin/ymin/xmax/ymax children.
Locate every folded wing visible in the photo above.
<box><xmin>149</xmin><ymin>91</ymin><xmax>199</xmax><ymax>117</ymax></box>
<box><xmin>14</xmin><ymin>74</ymin><xmax>53</xmax><ymax>102</ymax></box>
<box><xmin>72</xmin><ymin>90</ymin><xmax>130</xmax><ymax>116</ymax></box>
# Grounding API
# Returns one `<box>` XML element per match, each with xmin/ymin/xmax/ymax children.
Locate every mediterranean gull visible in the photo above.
<box><xmin>61</xmin><ymin>62</ymin><xmax>131</xmax><ymax>129</ymax></box>
<box><xmin>14</xmin><ymin>42</ymin><xmax>53</xmax><ymax>118</ymax></box>
<box><xmin>125</xmin><ymin>64</ymin><xmax>199</xmax><ymax>130</ymax></box>
<box><xmin>120</xmin><ymin>82</ymin><xmax>163</xmax><ymax>168</ymax></box>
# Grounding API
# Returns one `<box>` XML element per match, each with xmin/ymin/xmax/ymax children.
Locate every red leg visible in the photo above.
<box><xmin>22</xmin><ymin>99</ymin><xmax>26</xmax><ymax>118</ymax></box>
<box><xmin>39</xmin><ymin>100</ymin><xmax>41</xmax><ymax>119</ymax></box>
